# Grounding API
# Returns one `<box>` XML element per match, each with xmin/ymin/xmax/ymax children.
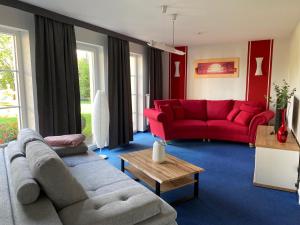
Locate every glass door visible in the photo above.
<box><xmin>77</xmin><ymin>49</ymin><xmax>94</xmax><ymax>144</ymax></box>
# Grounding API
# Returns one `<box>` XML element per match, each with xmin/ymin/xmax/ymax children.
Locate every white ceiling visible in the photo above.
<box><xmin>20</xmin><ymin>0</ymin><xmax>300</xmax><ymax>46</ymax></box>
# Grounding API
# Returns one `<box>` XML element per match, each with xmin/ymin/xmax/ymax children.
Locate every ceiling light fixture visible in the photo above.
<box><xmin>148</xmin><ymin>10</ymin><xmax>185</xmax><ymax>55</ymax></box>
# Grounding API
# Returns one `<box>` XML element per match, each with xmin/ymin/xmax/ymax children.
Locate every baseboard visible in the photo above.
<box><xmin>253</xmin><ymin>182</ymin><xmax>297</xmax><ymax>193</ymax></box>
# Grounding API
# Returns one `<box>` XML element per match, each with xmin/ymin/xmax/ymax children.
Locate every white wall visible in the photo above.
<box><xmin>187</xmin><ymin>42</ymin><xmax>248</xmax><ymax>100</ymax></box>
<box><xmin>287</xmin><ymin>21</ymin><xmax>300</xmax><ymax>141</ymax></box>
<box><xmin>186</xmin><ymin>39</ymin><xmax>290</xmax><ymax>101</ymax></box>
<box><xmin>270</xmin><ymin>38</ymin><xmax>291</xmax><ymax>108</ymax></box>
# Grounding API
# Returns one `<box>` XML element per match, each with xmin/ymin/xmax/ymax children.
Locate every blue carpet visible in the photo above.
<box><xmin>95</xmin><ymin>132</ymin><xmax>300</xmax><ymax>225</ymax></box>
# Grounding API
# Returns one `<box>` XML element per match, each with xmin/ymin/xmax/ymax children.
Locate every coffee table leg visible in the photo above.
<box><xmin>121</xmin><ymin>159</ymin><xmax>125</xmax><ymax>172</ymax></box>
<box><xmin>194</xmin><ymin>173</ymin><xmax>199</xmax><ymax>198</ymax></box>
<box><xmin>155</xmin><ymin>181</ymin><xmax>161</xmax><ymax>196</ymax></box>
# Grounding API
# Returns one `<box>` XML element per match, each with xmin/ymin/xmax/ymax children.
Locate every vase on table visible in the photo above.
<box><xmin>277</xmin><ymin>108</ymin><xmax>288</xmax><ymax>143</ymax></box>
<box><xmin>152</xmin><ymin>140</ymin><xmax>166</xmax><ymax>163</ymax></box>
<box><xmin>274</xmin><ymin>108</ymin><xmax>282</xmax><ymax>133</ymax></box>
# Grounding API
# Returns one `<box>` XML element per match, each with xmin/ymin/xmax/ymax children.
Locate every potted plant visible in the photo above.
<box><xmin>269</xmin><ymin>79</ymin><xmax>296</xmax><ymax>142</ymax></box>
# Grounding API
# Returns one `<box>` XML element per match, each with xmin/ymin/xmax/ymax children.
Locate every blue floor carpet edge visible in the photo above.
<box><xmin>95</xmin><ymin>132</ymin><xmax>300</xmax><ymax>225</ymax></box>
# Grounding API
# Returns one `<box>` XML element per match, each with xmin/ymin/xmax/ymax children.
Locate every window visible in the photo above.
<box><xmin>0</xmin><ymin>29</ymin><xmax>25</xmax><ymax>145</ymax></box>
<box><xmin>130</xmin><ymin>53</ymin><xmax>143</xmax><ymax>133</ymax></box>
<box><xmin>77</xmin><ymin>42</ymin><xmax>103</xmax><ymax>145</ymax></box>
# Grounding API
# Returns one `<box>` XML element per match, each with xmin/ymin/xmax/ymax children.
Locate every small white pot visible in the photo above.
<box><xmin>152</xmin><ymin>141</ymin><xmax>166</xmax><ymax>163</ymax></box>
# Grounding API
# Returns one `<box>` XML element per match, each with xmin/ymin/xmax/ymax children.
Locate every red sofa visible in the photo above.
<box><xmin>144</xmin><ymin>99</ymin><xmax>274</xmax><ymax>145</ymax></box>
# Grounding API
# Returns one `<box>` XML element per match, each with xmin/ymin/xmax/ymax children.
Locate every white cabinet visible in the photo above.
<box><xmin>254</xmin><ymin>126</ymin><xmax>300</xmax><ymax>192</ymax></box>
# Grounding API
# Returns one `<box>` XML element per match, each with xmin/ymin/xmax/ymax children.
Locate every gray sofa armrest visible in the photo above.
<box><xmin>58</xmin><ymin>187</ymin><xmax>161</xmax><ymax>225</ymax></box>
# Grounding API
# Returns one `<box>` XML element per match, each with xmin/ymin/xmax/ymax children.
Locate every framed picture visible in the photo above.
<box><xmin>194</xmin><ymin>57</ymin><xmax>239</xmax><ymax>78</ymax></box>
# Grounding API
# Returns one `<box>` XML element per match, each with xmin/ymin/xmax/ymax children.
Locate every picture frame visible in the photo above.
<box><xmin>194</xmin><ymin>57</ymin><xmax>239</xmax><ymax>78</ymax></box>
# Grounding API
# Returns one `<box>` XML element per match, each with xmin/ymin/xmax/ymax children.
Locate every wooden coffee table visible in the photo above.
<box><xmin>119</xmin><ymin>149</ymin><xmax>204</xmax><ymax>200</ymax></box>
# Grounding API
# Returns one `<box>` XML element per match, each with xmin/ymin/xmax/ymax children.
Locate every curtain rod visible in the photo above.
<box><xmin>0</xmin><ymin>0</ymin><xmax>148</xmax><ymax>46</ymax></box>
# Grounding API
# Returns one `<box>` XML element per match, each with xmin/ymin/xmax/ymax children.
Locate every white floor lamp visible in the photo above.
<box><xmin>92</xmin><ymin>90</ymin><xmax>110</xmax><ymax>159</ymax></box>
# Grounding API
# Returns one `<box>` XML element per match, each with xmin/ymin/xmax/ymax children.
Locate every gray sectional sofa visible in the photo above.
<box><xmin>0</xmin><ymin>129</ymin><xmax>177</xmax><ymax>225</ymax></box>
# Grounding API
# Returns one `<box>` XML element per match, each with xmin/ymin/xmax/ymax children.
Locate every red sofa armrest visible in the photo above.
<box><xmin>249</xmin><ymin>110</ymin><xmax>275</xmax><ymax>143</ymax></box>
<box><xmin>144</xmin><ymin>108</ymin><xmax>167</xmax><ymax>123</ymax></box>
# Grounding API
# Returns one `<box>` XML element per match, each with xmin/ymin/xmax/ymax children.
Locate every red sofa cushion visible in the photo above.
<box><xmin>159</xmin><ymin>104</ymin><xmax>174</xmax><ymax>123</ymax></box>
<box><xmin>207</xmin><ymin>100</ymin><xmax>233</xmax><ymax>120</ymax></box>
<box><xmin>171</xmin><ymin>120</ymin><xmax>207</xmax><ymax>131</ymax></box>
<box><xmin>226</xmin><ymin>108</ymin><xmax>240</xmax><ymax>121</ymax></box>
<box><xmin>172</xmin><ymin>105</ymin><xmax>185</xmax><ymax>120</ymax></box>
<box><xmin>234</xmin><ymin>111</ymin><xmax>254</xmax><ymax>126</ymax></box>
<box><xmin>233</xmin><ymin>103</ymin><xmax>263</xmax><ymax>126</ymax></box>
<box><xmin>179</xmin><ymin>100</ymin><xmax>207</xmax><ymax>120</ymax></box>
<box><xmin>207</xmin><ymin>120</ymin><xmax>248</xmax><ymax>135</ymax></box>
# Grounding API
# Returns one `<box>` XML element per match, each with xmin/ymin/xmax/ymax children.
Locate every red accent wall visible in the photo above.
<box><xmin>246</xmin><ymin>40</ymin><xmax>273</xmax><ymax>109</ymax></box>
<box><xmin>169</xmin><ymin>46</ymin><xmax>188</xmax><ymax>99</ymax></box>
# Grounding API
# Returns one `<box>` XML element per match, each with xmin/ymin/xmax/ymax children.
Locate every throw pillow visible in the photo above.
<box><xmin>172</xmin><ymin>106</ymin><xmax>185</xmax><ymax>120</ymax></box>
<box><xmin>226</xmin><ymin>108</ymin><xmax>240</xmax><ymax>121</ymax></box>
<box><xmin>159</xmin><ymin>104</ymin><xmax>174</xmax><ymax>122</ymax></box>
<box><xmin>234</xmin><ymin>111</ymin><xmax>255</xmax><ymax>126</ymax></box>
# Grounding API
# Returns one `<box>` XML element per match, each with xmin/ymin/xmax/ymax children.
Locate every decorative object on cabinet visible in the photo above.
<box><xmin>268</xmin><ymin>79</ymin><xmax>296</xmax><ymax>134</ymax></box>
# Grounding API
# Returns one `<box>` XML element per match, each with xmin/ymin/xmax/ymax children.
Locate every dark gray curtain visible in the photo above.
<box><xmin>148</xmin><ymin>47</ymin><xmax>163</xmax><ymax>108</ymax></box>
<box><xmin>108</xmin><ymin>36</ymin><xmax>133</xmax><ymax>149</ymax></box>
<box><xmin>35</xmin><ymin>15</ymin><xmax>81</xmax><ymax>137</ymax></box>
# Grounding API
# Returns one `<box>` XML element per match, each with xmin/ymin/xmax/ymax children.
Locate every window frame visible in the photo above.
<box><xmin>76</xmin><ymin>41</ymin><xmax>104</xmax><ymax>146</ymax></box>
<box><xmin>130</xmin><ymin>52</ymin><xmax>142</xmax><ymax>133</ymax></box>
<box><xmin>0</xmin><ymin>26</ymin><xmax>27</xmax><ymax>135</ymax></box>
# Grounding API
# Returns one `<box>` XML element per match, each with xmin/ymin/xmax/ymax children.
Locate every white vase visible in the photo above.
<box><xmin>152</xmin><ymin>141</ymin><xmax>166</xmax><ymax>163</ymax></box>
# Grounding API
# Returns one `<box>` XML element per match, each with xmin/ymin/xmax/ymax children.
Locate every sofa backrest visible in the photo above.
<box><xmin>179</xmin><ymin>99</ymin><xmax>207</xmax><ymax>120</ymax></box>
<box><xmin>154</xmin><ymin>99</ymin><xmax>181</xmax><ymax>110</ymax></box>
<box><xmin>233</xmin><ymin>100</ymin><xmax>266</xmax><ymax>111</ymax></box>
<box><xmin>153</xmin><ymin>99</ymin><xmax>265</xmax><ymax>121</ymax></box>
<box><xmin>206</xmin><ymin>100</ymin><xmax>233</xmax><ymax>120</ymax></box>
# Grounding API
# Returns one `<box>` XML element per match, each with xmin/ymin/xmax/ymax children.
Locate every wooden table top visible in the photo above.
<box><xmin>120</xmin><ymin>149</ymin><xmax>204</xmax><ymax>183</ymax></box>
<box><xmin>255</xmin><ymin>125</ymin><xmax>300</xmax><ymax>151</ymax></box>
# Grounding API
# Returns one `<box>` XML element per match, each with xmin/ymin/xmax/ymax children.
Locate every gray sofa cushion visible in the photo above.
<box><xmin>11</xmin><ymin>156</ymin><xmax>40</xmax><ymax>204</ymax></box>
<box><xmin>7</xmin><ymin>141</ymin><xmax>25</xmax><ymax>163</ymax></box>
<box><xmin>62</xmin><ymin>150</ymin><xmax>101</xmax><ymax>167</ymax></box>
<box><xmin>58</xmin><ymin>187</ymin><xmax>161</xmax><ymax>225</ymax></box>
<box><xmin>18</xmin><ymin>128</ymin><xmax>45</xmax><ymax>154</ymax></box>
<box><xmin>136</xmin><ymin>199</ymin><xmax>177</xmax><ymax>225</ymax></box>
<box><xmin>68</xmin><ymin>159</ymin><xmax>131</xmax><ymax>193</ymax></box>
<box><xmin>26</xmin><ymin>140</ymin><xmax>88</xmax><ymax>209</ymax></box>
<box><xmin>53</xmin><ymin>143</ymin><xmax>88</xmax><ymax>157</ymax></box>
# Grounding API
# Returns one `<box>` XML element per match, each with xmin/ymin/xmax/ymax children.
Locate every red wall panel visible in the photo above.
<box><xmin>169</xmin><ymin>46</ymin><xmax>188</xmax><ymax>99</ymax></box>
<box><xmin>246</xmin><ymin>40</ymin><xmax>273</xmax><ymax>109</ymax></box>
